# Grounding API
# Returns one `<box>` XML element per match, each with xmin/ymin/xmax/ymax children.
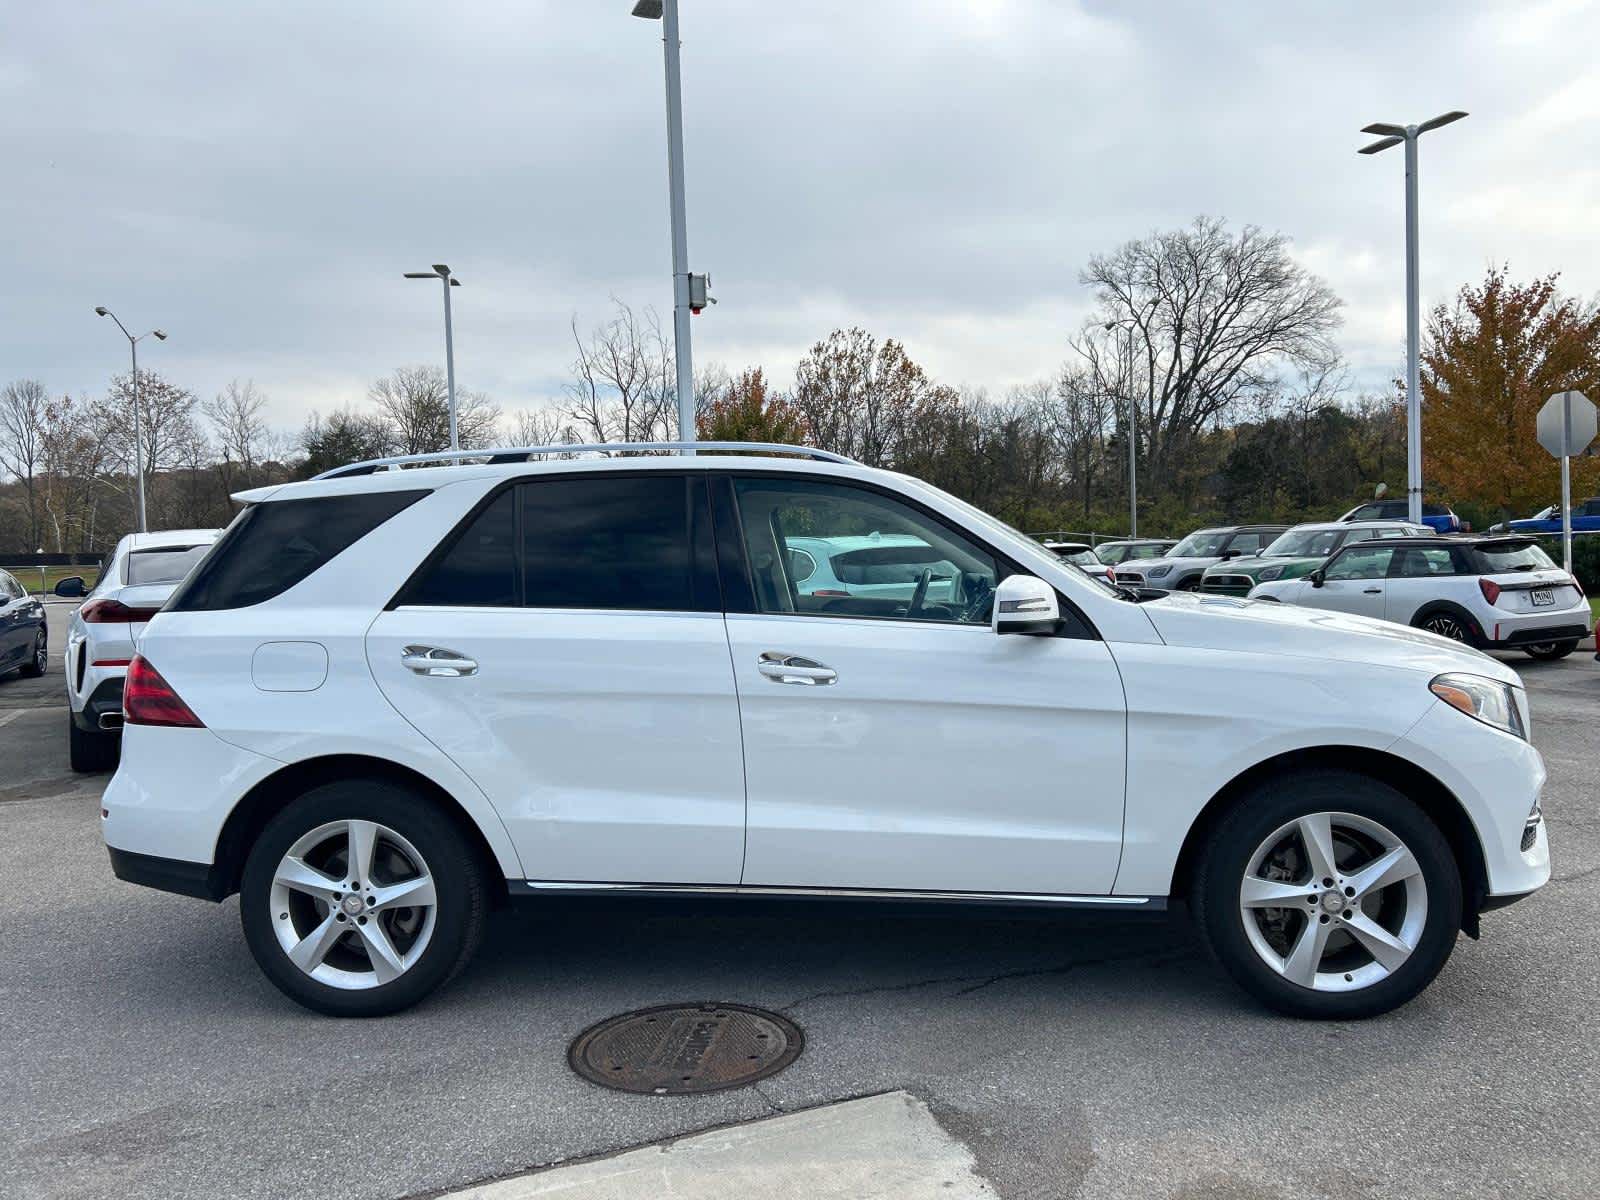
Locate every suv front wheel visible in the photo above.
<box><xmin>240</xmin><ymin>780</ymin><xmax>487</xmax><ymax>1017</ymax></box>
<box><xmin>1193</xmin><ymin>769</ymin><xmax>1462</xmax><ymax>1019</ymax></box>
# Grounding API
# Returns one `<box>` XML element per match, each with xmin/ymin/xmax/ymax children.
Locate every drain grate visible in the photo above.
<box><xmin>568</xmin><ymin>1002</ymin><xmax>803</xmax><ymax>1095</ymax></box>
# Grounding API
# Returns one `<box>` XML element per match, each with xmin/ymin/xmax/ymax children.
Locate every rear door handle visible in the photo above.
<box><xmin>757</xmin><ymin>652</ymin><xmax>837</xmax><ymax>686</ymax></box>
<box><xmin>401</xmin><ymin>645</ymin><xmax>478</xmax><ymax>677</ymax></box>
<box><xmin>1363</xmin><ymin>587</ymin><xmax>1382</xmax><ymax>594</ymax></box>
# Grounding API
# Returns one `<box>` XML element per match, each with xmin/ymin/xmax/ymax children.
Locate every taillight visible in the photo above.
<box><xmin>1478</xmin><ymin>578</ymin><xmax>1502</xmax><ymax>604</ymax></box>
<box><xmin>81</xmin><ymin>598</ymin><xmax>161</xmax><ymax>624</ymax></box>
<box><xmin>123</xmin><ymin>655</ymin><xmax>204</xmax><ymax>728</ymax></box>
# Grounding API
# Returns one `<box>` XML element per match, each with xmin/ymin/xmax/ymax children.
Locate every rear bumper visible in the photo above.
<box><xmin>71</xmin><ymin>677</ymin><xmax>125</xmax><ymax>732</ymax></box>
<box><xmin>107</xmin><ymin>846</ymin><xmax>226</xmax><ymax>901</ymax></box>
<box><xmin>1483</xmin><ymin>619</ymin><xmax>1589</xmax><ymax>648</ymax></box>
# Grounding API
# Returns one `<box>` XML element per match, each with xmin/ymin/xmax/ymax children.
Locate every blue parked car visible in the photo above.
<box><xmin>1504</xmin><ymin>498</ymin><xmax>1600</xmax><ymax>534</ymax></box>
<box><xmin>1339</xmin><ymin>499</ymin><xmax>1466</xmax><ymax>534</ymax></box>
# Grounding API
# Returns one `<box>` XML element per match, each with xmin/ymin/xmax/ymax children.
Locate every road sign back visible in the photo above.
<box><xmin>1537</xmin><ymin>391</ymin><xmax>1596</xmax><ymax>458</ymax></box>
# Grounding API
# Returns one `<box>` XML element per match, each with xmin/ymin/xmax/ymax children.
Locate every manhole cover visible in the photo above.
<box><xmin>568</xmin><ymin>1002</ymin><xmax>803</xmax><ymax>1095</ymax></box>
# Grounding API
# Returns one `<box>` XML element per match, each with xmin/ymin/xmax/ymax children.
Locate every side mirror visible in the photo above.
<box><xmin>993</xmin><ymin>574</ymin><xmax>1060</xmax><ymax>635</ymax></box>
<box><xmin>1309</xmin><ymin>568</ymin><xmax>1326</xmax><ymax>588</ymax></box>
<box><xmin>54</xmin><ymin>576</ymin><xmax>86</xmax><ymax>598</ymax></box>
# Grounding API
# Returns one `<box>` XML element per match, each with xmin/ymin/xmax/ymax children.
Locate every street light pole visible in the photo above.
<box><xmin>633</xmin><ymin>0</ymin><xmax>696</xmax><ymax>444</ymax></box>
<box><xmin>1359</xmin><ymin>110</ymin><xmax>1467</xmax><ymax>526</ymax></box>
<box><xmin>94</xmin><ymin>307</ymin><xmax>166</xmax><ymax>533</ymax></box>
<box><xmin>1105</xmin><ymin>321</ymin><xmax>1137</xmax><ymax>538</ymax></box>
<box><xmin>404</xmin><ymin>264</ymin><xmax>462</xmax><ymax>452</ymax></box>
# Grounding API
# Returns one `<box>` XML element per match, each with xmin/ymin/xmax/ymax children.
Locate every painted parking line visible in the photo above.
<box><xmin>435</xmin><ymin>1091</ymin><xmax>996</xmax><ymax>1200</ymax></box>
<box><xmin>0</xmin><ymin>707</ymin><xmax>59</xmax><ymax>729</ymax></box>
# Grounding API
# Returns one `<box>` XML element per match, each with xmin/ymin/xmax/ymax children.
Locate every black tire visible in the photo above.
<box><xmin>68</xmin><ymin>713</ymin><xmax>119</xmax><ymax>773</ymax></box>
<box><xmin>240</xmin><ymin>780</ymin><xmax>488</xmax><ymax>1017</ymax></box>
<box><xmin>1523</xmin><ymin>639</ymin><xmax>1578</xmax><ymax>661</ymax></box>
<box><xmin>1192</xmin><ymin>769</ymin><xmax>1462</xmax><ymax>1020</ymax></box>
<box><xmin>1176</xmin><ymin>577</ymin><xmax>1201</xmax><ymax>592</ymax></box>
<box><xmin>20</xmin><ymin>631</ymin><xmax>46</xmax><ymax>678</ymax></box>
<box><xmin>1411</xmin><ymin>606</ymin><xmax>1483</xmax><ymax>648</ymax></box>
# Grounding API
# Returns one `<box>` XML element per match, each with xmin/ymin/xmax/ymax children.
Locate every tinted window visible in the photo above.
<box><xmin>523</xmin><ymin>474</ymin><xmax>706</xmax><ymax>611</ymax></box>
<box><xmin>410</xmin><ymin>489</ymin><xmax>518</xmax><ymax>606</ymax></box>
<box><xmin>732</xmin><ymin>477</ymin><xmax>998</xmax><ymax>625</ymax></box>
<box><xmin>1325</xmin><ymin>545</ymin><xmax>1395</xmax><ymax>581</ymax></box>
<box><xmin>125</xmin><ymin>545</ymin><xmax>210</xmax><ymax>586</ymax></box>
<box><xmin>1473</xmin><ymin>541</ymin><xmax>1556</xmax><ymax>574</ymax></box>
<box><xmin>169</xmin><ymin>489</ymin><xmax>427</xmax><ymax>611</ymax></box>
<box><xmin>1394</xmin><ymin>547</ymin><xmax>1457</xmax><ymax>577</ymax></box>
<box><xmin>1381</xmin><ymin>502</ymin><xmax>1408</xmax><ymax>519</ymax></box>
<box><xmin>1349</xmin><ymin>504</ymin><xmax>1381</xmax><ymax>520</ymax></box>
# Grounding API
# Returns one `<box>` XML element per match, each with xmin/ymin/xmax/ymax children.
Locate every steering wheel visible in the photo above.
<box><xmin>958</xmin><ymin>574</ymin><xmax>996</xmax><ymax>624</ymax></box>
<box><xmin>906</xmin><ymin>568</ymin><xmax>933</xmax><ymax>618</ymax></box>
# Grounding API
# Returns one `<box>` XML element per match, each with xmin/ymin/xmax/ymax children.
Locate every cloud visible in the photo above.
<box><xmin>2</xmin><ymin>0</ymin><xmax>1596</xmax><ymax>440</ymax></box>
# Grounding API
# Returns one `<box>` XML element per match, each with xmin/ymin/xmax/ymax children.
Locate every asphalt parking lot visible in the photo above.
<box><xmin>2</xmin><ymin>601</ymin><xmax>1597</xmax><ymax>1200</ymax></box>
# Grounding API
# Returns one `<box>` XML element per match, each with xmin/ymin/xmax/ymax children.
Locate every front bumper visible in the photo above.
<box><xmin>1391</xmin><ymin>700</ymin><xmax>1551</xmax><ymax>900</ymax></box>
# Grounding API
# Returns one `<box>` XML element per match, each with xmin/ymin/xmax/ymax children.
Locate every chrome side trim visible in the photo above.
<box><xmin>507</xmin><ymin>881</ymin><xmax>1163</xmax><ymax>910</ymax></box>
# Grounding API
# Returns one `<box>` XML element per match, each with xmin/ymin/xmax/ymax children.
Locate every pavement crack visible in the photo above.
<box><xmin>778</xmin><ymin>945</ymin><xmax>1192</xmax><ymax>1012</ymax></box>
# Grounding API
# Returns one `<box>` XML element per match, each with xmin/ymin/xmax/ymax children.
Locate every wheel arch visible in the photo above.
<box><xmin>212</xmin><ymin>754</ymin><xmax>509</xmax><ymax>906</ymax></box>
<box><xmin>1408</xmin><ymin>599</ymin><xmax>1485</xmax><ymax>645</ymax></box>
<box><xmin>1168</xmin><ymin>745</ymin><xmax>1490</xmax><ymax>936</ymax></box>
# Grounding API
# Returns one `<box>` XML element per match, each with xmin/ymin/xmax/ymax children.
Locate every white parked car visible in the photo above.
<box><xmin>1042</xmin><ymin>541</ymin><xmax>1118</xmax><ymax>588</ymax></box>
<box><xmin>101</xmin><ymin>444</ymin><xmax>1549</xmax><ymax>1019</ymax></box>
<box><xmin>66</xmin><ymin>528</ymin><xmax>221</xmax><ymax>771</ymax></box>
<box><xmin>1248</xmin><ymin>534</ymin><xmax>1591</xmax><ymax>660</ymax></box>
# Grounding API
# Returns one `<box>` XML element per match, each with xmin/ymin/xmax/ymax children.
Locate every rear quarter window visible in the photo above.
<box><xmin>168</xmin><ymin>489</ymin><xmax>427</xmax><ymax>611</ymax></box>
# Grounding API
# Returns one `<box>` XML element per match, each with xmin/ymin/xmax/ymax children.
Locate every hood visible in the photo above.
<box><xmin>1207</xmin><ymin>554</ymin><xmax>1319</xmax><ymax>581</ymax></box>
<box><xmin>1125</xmin><ymin>554</ymin><xmax>1221</xmax><ymax>576</ymax></box>
<box><xmin>1139</xmin><ymin>591</ymin><xmax>1523</xmax><ymax>687</ymax></box>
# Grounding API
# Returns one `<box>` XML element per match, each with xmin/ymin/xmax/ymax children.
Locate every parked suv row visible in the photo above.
<box><xmin>100</xmin><ymin>444</ymin><xmax>1549</xmax><ymax>1021</ymax></box>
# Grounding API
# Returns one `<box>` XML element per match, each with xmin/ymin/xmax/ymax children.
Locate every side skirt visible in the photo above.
<box><xmin>507</xmin><ymin>880</ymin><xmax>1165</xmax><ymax>913</ymax></box>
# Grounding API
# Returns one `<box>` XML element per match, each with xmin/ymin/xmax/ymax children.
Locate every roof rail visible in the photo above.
<box><xmin>312</xmin><ymin>441</ymin><xmax>858</xmax><ymax>480</ymax></box>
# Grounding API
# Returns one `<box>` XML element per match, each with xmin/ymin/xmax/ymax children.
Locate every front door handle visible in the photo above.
<box><xmin>1363</xmin><ymin>587</ymin><xmax>1382</xmax><ymax>594</ymax></box>
<box><xmin>757</xmin><ymin>652</ymin><xmax>837</xmax><ymax>686</ymax></box>
<box><xmin>401</xmin><ymin>645</ymin><xmax>478</xmax><ymax>677</ymax></box>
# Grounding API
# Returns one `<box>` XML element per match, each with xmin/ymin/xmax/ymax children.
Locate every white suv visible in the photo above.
<box><xmin>1249</xmin><ymin>534</ymin><xmax>1591</xmax><ymax>660</ymax></box>
<box><xmin>102</xmin><ymin>443</ymin><xmax>1550</xmax><ymax>1019</ymax></box>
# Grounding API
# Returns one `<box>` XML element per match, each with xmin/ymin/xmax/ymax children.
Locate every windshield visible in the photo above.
<box><xmin>1476</xmin><ymin>542</ymin><xmax>1556</xmax><ymax>573</ymax></box>
<box><xmin>1063</xmin><ymin>549</ymin><xmax>1101</xmax><ymax>567</ymax></box>
<box><xmin>125</xmin><ymin>545</ymin><xmax>211</xmax><ymax>585</ymax></box>
<box><xmin>1169</xmin><ymin>530</ymin><xmax>1230</xmax><ymax>558</ymax></box>
<box><xmin>1263</xmin><ymin>529</ymin><xmax>1343</xmax><ymax>558</ymax></box>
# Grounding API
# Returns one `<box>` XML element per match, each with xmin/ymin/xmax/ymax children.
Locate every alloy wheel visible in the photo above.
<box><xmin>269</xmin><ymin>819</ymin><xmax>438</xmax><ymax>990</ymax></box>
<box><xmin>1238</xmin><ymin>812</ymin><xmax>1428</xmax><ymax>992</ymax></box>
<box><xmin>1420</xmin><ymin>614</ymin><xmax>1468</xmax><ymax>642</ymax></box>
<box><xmin>34</xmin><ymin>633</ymin><xmax>46</xmax><ymax>672</ymax></box>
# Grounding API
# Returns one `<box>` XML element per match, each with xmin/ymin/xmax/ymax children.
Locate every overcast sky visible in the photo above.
<box><xmin>3</xmin><ymin>0</ymin><xmax>1597</xmax><ymax>438</ymax></box>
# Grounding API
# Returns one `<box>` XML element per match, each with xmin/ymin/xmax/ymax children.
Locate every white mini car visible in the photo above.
<box><xmin>66</xmin><ymin>528</ymin><xmax>221</xmax><ymax>770</ymax></box>
<box><xmin>1248</xmin><ymin>534</ymin><xmax>1590</xmax><ymax>660</ymax></box>
<box><xmin>102</xmin><ymin>444</ymin><xmax>1549</xmax><ymax>1019</ymax></box>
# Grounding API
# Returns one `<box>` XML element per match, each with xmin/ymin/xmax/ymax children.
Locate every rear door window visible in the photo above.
<box><xmin>169</xmin><ymin>489</ymin><xmax>427</xmax><ymax>611</ymax></box>
<box><xmin>407</xmin><ymin>489</ymin><xmax>519</xmax><ymax>607</ymax></box>
<box><xmin>125</xmin><ymin>546</ymin><xmax>211</xmax><ymax>586</ymax></box>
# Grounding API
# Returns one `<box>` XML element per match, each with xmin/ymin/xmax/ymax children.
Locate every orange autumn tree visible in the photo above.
<box><xmin>1421</xmin><ymin>267</ymin><xmax>1600</xmax><ymax>521</ymax></box>
<box><xmin>696</xmin><ymin>367</ymin><xmax>808</xmax><ymax>445</ymax></box>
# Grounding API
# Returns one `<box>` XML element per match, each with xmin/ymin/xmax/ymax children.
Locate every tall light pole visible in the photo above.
<box><xmin>1359</xmin><ymin>110</ymin><xmax>1467</xmax><ymax>526</ymax></box>
<box><xmin>1105</xmin><ymin>320</ymin><xmax>1138</xmax><ymax>538</ymax></box>
<box><xmin>94</xmin><ymin>307</ymin><xmax>166</xmax><ymax>533</ymax></box>
<box><xmin>632</xmin><ymin>0</ymin><xmax>697</xmax><ymax>444</ymax></box>
<box><xmin>404</xmin><ymin>264</ymin><xmax>462</xmax><ymax>451</ymax></box>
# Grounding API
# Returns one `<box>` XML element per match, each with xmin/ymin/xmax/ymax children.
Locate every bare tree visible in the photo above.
<box><xmin>1073</xmin><ymin>217</ymin><xmax>1342</xmax><ymax>498</ymax></box>
<box><xmin>103</xmin><ymin>369</ymin><xmax>200</xmax><ymax>480</ymax></box>
<box><xmin>791</xmin><ymin>328</ymin><xmax>959</xmax><ymax>468</ymax></box>
<box><xmin>510</xmin><ymin>405</ymin><xmax>580</xmax><ymax>450</ymax></box>
<box><xmin>0</xmin><ymin>380</ymin><xmax>48</xmax><ymax>549</ymax></box>
<box><xmin>40</xmin><ymin>394</ymin><xmax>116</xmax><ymax>551</ymax></box>
<box><xmin>369</xmin><ymin>365</ymin><xmax>501</xmax><ymax>454</ymax></box>
<box><xmin>1045</xmin><ymin>369</ymin><xmax>1113</xmax><ymax>523</ymax></box>
<box><xmin>203</xmin><ymin>380</ymin><xmax>270</xmax><ymax>473</ymax></box>
<box><xmin>565</xmin><ymin>301</ymin><xmax>677</xmax><ymax>444</ymax></box>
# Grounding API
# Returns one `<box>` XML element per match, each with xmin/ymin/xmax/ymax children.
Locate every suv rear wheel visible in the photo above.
<box><xmin>1523</xmin><ymin>639</ymin><xmax>1578</xmax><ymax>661</ymax></box>
<box><xmin>68</xmin><ymin>713</ymin><xmax>118</xmax><ymax>773</ymax></box>
<box><xmin>1193</xmin><ymin>769</ymin><xmax>1461</xmax><ymax>1019</ymax></box>
<box><xmin>240</xmin><ymin>780</ymin><xmax>487</xmax><ymax>1017</ymax></box>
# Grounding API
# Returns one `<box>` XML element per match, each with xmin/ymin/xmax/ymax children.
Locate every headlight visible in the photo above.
<box><xmin>1146</xmin><ymin>565</ymin><xmax>1172</xmax><ymax>579</ymax></box>
<box><xmin>1430</xmin><ymin>673</ymin><xmax>1525</xmax><ymax>739</ymax></box>
<box><xmin>1257</xmin><ymin>564</ymin><xmax>1284</xmax><ymax>581</ymax></box>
